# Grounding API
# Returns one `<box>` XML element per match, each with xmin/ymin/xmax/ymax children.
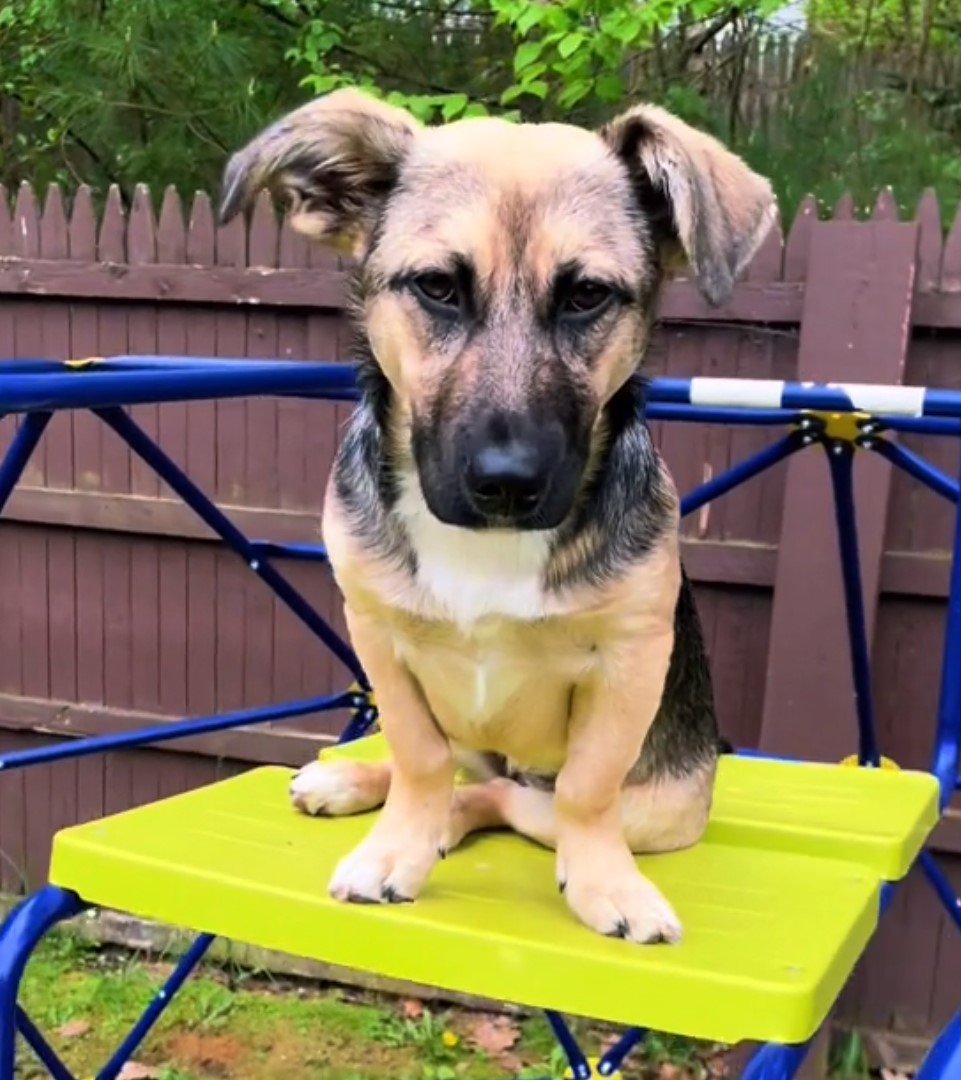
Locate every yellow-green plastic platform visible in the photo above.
<box><xmin>48</xmin><ymin>737</ymin><xmax>940</xmax><ymax>1047</ymax></box>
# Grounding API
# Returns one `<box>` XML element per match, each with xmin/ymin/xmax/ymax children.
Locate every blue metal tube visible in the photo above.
<box><xmin>680</xmin><ymin>431</ymin><xmax>807</xmax><ymax>518</ymax></box>
<box><xmin>824</xmin><ymin>441</ymin><xmax>881</xmax><ymax>767</ymax></box>
<box><xmin>249</xmin><ymin>541</ymin><xmax>331</xmax><ymax>564</ymax></box>
<box><xmin>0</xmin><ymin>361</ymin><xmax>357</xmax><ymax>412</ymax></box>
<box><xmin>94</xmin><ymin>406</ymin><xmax>368</xmax><ymax>688</ymax></box>
<box><xmin>16</xmin><ymin>1007</ymin><xmax>78</xmax><ymax>1080</ymax></box>
<box><xmin>97</xmin><ymin>934</ymin><xmax>215</xmax><ymax>1080</ymax></box>
<box><xmin>597</xmin><ymin>1027</ymin><xmax>646</xmax><ymax>1074</ymax></box>
<box><xmin>740</xmin><ymin>1041</ymin><xmax>812</xmax><ymax>1080</ymax></box>
<box><xmin>0</xmin><ymin>691</ymin><xmax>357</xmax><ymax>772</ymax></box>
<box><xmin>645</xmin><ymin>403</ymin><xmax>801</xmax><ymax>426</ymax></box>
<box><xmin>338</xmin><ymin>705</ymin><xmax>379</xmax><ymax>744</ymax></box>
<box><xmin>868</xmin><ymin>439</ymin><xmax>959</xmax><ymax>504</ymax></box>
<box><xmin>0</xmin><ymin>886</ymin><xmax>87</xmax><ymax>1078</ymax></box>
<box><xmin>875</xmin><ymin>415</ymin><xmax>961</xmax><ymax>437</ymax></box>
<box><xmin>930</xmin><ymin>445</ymin><xmax>961</xmax><ymax>806</ymax></box>
<box><xmin>0</xmin><ymin>411</ymin><xmax>52</xmax><ymax>514</ymax></box>
<box><xmin>0</xmin><ymin>357</ymin><xmax>339</xmax><ymax>373</ymax></box>
<box><xmin>917</xmin><ymin>1001</ymin><xmax>961</xmax><ymax>1080</ymax></box>
<box><xmin>645</xmin><ymin>377</ymin><xmax>961</xmax><ymax>418</ymax></box>
<box><xmin>733</xmin><ymin>747</ymin><xmax>803</xmax><ymax>762</ymax></box>
<box><xmin>6</xmin><ymin>358</ymin><xmax>961</xmax><ymax>420</ymax></box>
<box><xmin>920</xmin><ymin>850</ymin><xmax>961</xmax><ymax>934</ymax></box>
<box><xmin>543</xmin><ymin>1011</ymin><xmax>591</xmax><ymax>1080</ymax></box>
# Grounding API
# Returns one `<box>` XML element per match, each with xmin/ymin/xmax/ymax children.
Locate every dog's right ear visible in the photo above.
<box><xmin>217</xmin><ymin>88</ymin><xmax>420</xmax><ymax>255</ymax></box>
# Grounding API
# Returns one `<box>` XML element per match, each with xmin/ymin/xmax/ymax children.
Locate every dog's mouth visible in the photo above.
<box><xmin>408</xmin><ymin>405</ymin><xmax>592</xmax><ymax>532</ymax></box>
<box><xmin>413</xmin><ymin>438</ymin><xmax>586</xmax><ymax>532</ymax></box>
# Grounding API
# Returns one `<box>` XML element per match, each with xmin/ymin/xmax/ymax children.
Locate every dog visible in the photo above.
<box><xmin>218</xmin><ymin>89</ymin><xmax>776</xmax><ymax>945</ymax></box>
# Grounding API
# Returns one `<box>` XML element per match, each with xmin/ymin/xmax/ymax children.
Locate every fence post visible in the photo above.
<box><xmin>758</xmin><ymin>213</ymin><xmax>919</xmax><ymax>762</ymax></box>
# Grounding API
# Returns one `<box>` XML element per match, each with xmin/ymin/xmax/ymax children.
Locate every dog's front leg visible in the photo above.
<box><xmin>555</xmin><ymin>623</ymin><xmax>681</xmax><ymax>945</ymax></box>
<box><xmin>328</xmin><ymin>606</ymin><xmax>455</xmax><ymax>904</ymax></box>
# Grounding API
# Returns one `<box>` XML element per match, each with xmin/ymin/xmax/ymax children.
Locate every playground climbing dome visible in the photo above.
<box><xmin>0</xmin><ymin>357</ymin><xmax>958</xmax><ymax>1080</ymax></box>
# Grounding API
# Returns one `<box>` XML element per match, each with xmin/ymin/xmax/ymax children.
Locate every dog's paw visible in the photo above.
<box><xmin>328</xmin><ymin>832</ymin><xmax>443</xmax><ymax>904</ymax></box>
<box><xmin>558</xmin><ymin>856</ymin><xmax>681</xmax><ymax>945</ymax></box>
<box><xmin>289</xmin><ymin>759</ymin><xmax>387</xmax><ymax>817</ymax></box>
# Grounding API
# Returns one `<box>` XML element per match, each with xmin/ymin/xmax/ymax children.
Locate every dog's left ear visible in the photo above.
<box><xmin>600</xmin><ymin>104</ymin><xmax>777</xmax><ymax>306</ymax></box>
<box><xmin>217</xmin><ymin>88</ymin><xmax>420</xmax><ymax>255</ymax></box>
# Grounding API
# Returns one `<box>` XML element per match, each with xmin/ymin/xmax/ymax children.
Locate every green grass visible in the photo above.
<box><xmin>16</xmin><ymin>927</ymin><xmax>864</xmax><ymax>1079</ymax></box>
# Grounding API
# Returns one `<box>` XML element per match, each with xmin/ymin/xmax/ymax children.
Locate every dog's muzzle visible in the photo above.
<box><xmin>458</xmin><ymin>412</ymin><xmax>574</xmax><ymax>527</ymax></box>
<box><xmin>464</xmin><ymin>438</ymin><xmax>548</xmax><ymax>520</ymax></box>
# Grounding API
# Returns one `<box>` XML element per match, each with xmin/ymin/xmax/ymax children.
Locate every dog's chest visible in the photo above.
<box><xmin>394</xmin><ymin>618</ymin><xmax>592</xmax><ymax>765</ymax></box>
<box><xmin>398</xmin><ymin>489</ymin><xmax>558</xmax><ymax>626</ymax></box>
<box><xmin>387</xmin><ymin>521</ymin><xmax>596</xmax><ymax>761</ymax></box>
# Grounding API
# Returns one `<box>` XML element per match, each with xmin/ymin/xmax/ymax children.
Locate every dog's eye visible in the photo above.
<box><xmin>411</xmin><ymin>272</ymin><xmax>458</xmax><ymax>310</ymax></box>
<box><xmin>562</xmin><ymin>280</ymin><xmax>614</xmax><ymax>318</ymax></box>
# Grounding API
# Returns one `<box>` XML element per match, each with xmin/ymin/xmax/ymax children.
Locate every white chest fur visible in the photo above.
<box><xmin>376</xmin><ymin>475</ymin><xmax>595</xmax><ymax>767</ymax></box>
<box><xmin>394</xmin><ymin>473</ymin><xmax>556</xmax><ymax>628</ymax></box>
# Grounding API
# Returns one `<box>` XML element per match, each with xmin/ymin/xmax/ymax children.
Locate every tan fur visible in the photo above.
<box><xmin>600</xmin><ymin>104</ymin><xmax>778</xmax><ymax>302</ymax></box>
<box><xmin>320</xmin><ymin>472</ymin><xmax>695</xmax><ymax>939</ymax></box>
<box><xmin>223</xmin><ymin>88</ymin><xmax>776</xmax><ymax>943</ymax></box>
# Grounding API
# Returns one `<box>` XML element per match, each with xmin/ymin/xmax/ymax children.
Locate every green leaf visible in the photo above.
<box><xmin>557</xmin><ymin>31</ymin><xmax>585</xmax><ymax>59</ymax></box>
<box><xmin>500</xmin><ymin>83</ymin><xmax>527</xmax><ymax>105</ymax></box>
<box><xmin>462</xmin><ymin>101</ymin><xmax>490</xmax><ymax>118</ymax></box>
<box><xmin>512</xmin><ymin>38</ymin><xmax>545</xmax><ymax>75</ymax></box>
<box><xmin>594</xmin><ymin>71</ymin><xmax>623</xmax><ymax>101</ymax></box>
<box><xmin>440</xmin><ymin>93</ymin><xmax>469</xmax><ymax>121</ymax></box>
<box><xmin>521</xmin><ymin>78</ymin><xmax>548</xmax><ymax>99</ymax></box>
<box><xmin>515</xmin><ymin>4</ymin><xmax>546</xmax><ymax>35</ymax></box>
<box><xmin>557</xmin><ymin>80</ymin><xmax>590</xmax><ymax>108</ymax></box>
<box><xmin>501</xmin><ymin>79</ymin><xmax>548</xmax><ymax>105</ymax></box>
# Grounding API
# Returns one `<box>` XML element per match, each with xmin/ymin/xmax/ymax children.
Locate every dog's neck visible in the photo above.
<box><xmin>393</xmin><ymin>470</ymin><xmax>557</xmax><ymax>625</ymax></box>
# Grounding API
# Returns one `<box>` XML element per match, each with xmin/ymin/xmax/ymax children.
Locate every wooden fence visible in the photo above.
<box><xmin>1</xmin><ymin>179</ymin><xmax>961</xmax><ymax>1054</ymax></box>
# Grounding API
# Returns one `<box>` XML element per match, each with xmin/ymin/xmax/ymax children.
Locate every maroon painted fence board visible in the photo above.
<box><xmin>0</xmin><ymin>182</ymin><xmax>960</xmax><ymax>1046</ymax></box>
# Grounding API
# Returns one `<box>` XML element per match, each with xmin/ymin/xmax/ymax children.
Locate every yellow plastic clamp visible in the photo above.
<box><xmin>63</xmin><ymin>356</ymin><xmax>104</xmax><ymax>369</ymax></box>
<box><xmin>797</xmin><ymin>409</ymin><xmax>872</xmax><ymax>443</ymax></box>
<box><xmin>317</xmin><ymin>683</ymin><xmax>378</xmax><ymax>762</ymax></box>
<box><xmin>563</xmin><ymin>1059</ymin><xmax>622</xmax><ymax>1080</ymax></box>
<box><xmin>838</xmin><ymin>753</ymin><xmax>900</xmax><ymax>770</ymax></box>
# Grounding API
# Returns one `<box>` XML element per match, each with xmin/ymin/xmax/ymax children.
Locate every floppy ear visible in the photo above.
<box><xmin>217</xmin><ymin>88</ymin><xmax>420</xmax><ymax>255</ymax></box>
<box><xmin>600</xmin><ymin>104</ymin><xmax>777</xmax><ymax>306</ymax></box>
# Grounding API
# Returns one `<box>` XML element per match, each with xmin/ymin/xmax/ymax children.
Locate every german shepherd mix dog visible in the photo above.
<box><xmin>219</xmin><ymin>89</ymin><xmax>776</xmax><ymax>945</ymax></box>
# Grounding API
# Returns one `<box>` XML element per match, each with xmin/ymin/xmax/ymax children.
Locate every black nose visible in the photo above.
<box><xmin>466</xmin><ymin>441</ymin><xmax>548</xmax><ymax>519</ymax></box>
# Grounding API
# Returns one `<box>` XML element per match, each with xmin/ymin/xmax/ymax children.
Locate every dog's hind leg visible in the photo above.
<box><xmin>290</xmin><ymin>759</ymin><xmax>392</xmax><ymax>817</ymax></box>
<box><xmin>449</xmin><ymin>778</ymin><xmax>556</xmax><ymax>849</ymax></box>
<box><xmin>448</xmin><ymin>770</ymin><xmax>712</xmax><ymax>857</ymax></box>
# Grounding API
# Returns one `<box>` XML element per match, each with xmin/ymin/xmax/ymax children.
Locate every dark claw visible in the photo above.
<box><xmin>437</xmin><ymin>847</ymin><xmax>448</xmax><ymax>860</ymax></box>
<box><xmin>381</xmin><ymin>885</ymin><xmax>413</xmax><ymax>904</ymax></box>
<box><xmin>606</xmin><ymin>918</ymin><xmax>631</xmax><ymax>940</ymax></box>
<box><xmin>557</xmin><ymin>879</ymin><xmax>567</xmax><ymax>895</ymax></box>
<box><xmin>346</xmin><ymin>892</ymin><xmax>380</xmax><ymax>905</ymax></box>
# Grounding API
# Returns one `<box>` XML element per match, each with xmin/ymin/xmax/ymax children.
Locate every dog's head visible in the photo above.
<box><xmin>220</xmin><ymin>90</ymin><xmax>775</xmax><ymax>531</ymax></box>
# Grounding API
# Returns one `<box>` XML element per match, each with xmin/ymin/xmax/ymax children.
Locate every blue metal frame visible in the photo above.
<box><xmin>0</xmin><ymin>359</ymin><xmax>960</xmax><ymax>1080</ymax></box>
<box><xmin>824</xmin><ymin>441</ymin><xmax>881</xmax><ymax>768</ymax></box>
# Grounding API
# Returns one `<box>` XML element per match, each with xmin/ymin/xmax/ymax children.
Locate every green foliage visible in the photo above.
<box><xmin>20</xmin><ymin>929</ymin><xmax>727</xmax><ymax>1080</ymax></box>
<box><xmin>491</xmin><ymin>0</ymin><xmax>788</xmax><ymax>119</ymax></box>
<box><xmin>828</xmin><ymin>1029</ymin><xmax>871</xmax><ymax>1079</ymax></box>
<box><xmin>808</xmin><ymin>0</ymin><xmax>961</xmax><ymax>52</ymax></box>
<box><xmin>736</xmin><ymin>45</ymin><xmax>961</xmax><ymax>220</ymax></box>
<box><xmin>0</xmin><ymin>0</ymin><xmax>303</xmax><ymax>196</ymax></box>
<box><xmin>2</xmin><ymin>0</ymin><xmax>961</xmax><ymax>221</ymax></box>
